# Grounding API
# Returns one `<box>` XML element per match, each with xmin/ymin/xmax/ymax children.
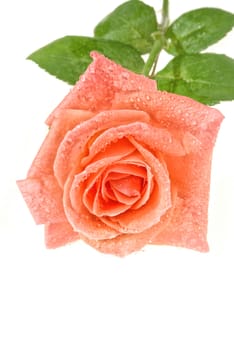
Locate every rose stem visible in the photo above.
<box><xmin>142</xmin><ymin>0</ymin><xmax>169</xmax><ymax>77</ymax></box>
<box><xmin>161</xmin><ymin>0</ymin><xmax>169</xmax><ymax>30</ymax></box>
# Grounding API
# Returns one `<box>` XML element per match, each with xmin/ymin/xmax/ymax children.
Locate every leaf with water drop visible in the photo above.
<box><xmin>166</xmin><ymin>8</ymin><xmax>234</xmax><ymax>55</ymax></box>
<box><xmin>94</xmin><ymin>0</ymin><xmax>158</xmax><ymax>54</ymax></box>
<box><xmin>28</xmin><ymin>36</ymin><xmax>145</xmax><ymax>85</ymax></box>
<box><xmin>156</xmin><ymin>53</ymin><xmax>234</xmax><ymax>105</ymax></box>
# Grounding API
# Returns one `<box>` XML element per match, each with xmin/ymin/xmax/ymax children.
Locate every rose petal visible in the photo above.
<box><xmin>17</xmin><ymin>176</ymin><xmax>66</xmax><ymax>225</ymax></box>
<box><xmin>111</xmin><ymin>186</ymin><xmax>140</xmax><ymax>206</ymax></box>
<box><xmin>182</xmin><ymin>132</ymin><xmax>202</xmax><ymax>154</ymax></box>
<box><xmin>45</xmin><ymin>221</ymin><xmax>80</xmax><ymax>248</ymax></box>
<box><xmin>46</xmin><ymin>52</ymin><xmax>156</xmax><ymax>125</ymax></box>
<box><xmin>109</xmin><ymin>174</ymin><xmax>142</xmax><ymax>197</ymax></box>
<box><xmin>82</xmin><ymin>166</ymin><xmax>141</xmax><ymax>212</ymax></box>
<box><xmin>86</xmin><ymin>121</ymin><xmax>187</xmax><ymax>158</ymax></box>
<box><xmin>72</xmin><ymin>167</ymin><xmax>133</xmax><ymax>219</ymax></box>
<box><xmin>17</xmin><ymin>110</ymin><xmax>95</xmax><ymax>226</ymax></box>
<box><xmin>101</xmin><ymin>139</ymin><xmax>171</xmax><ymax>233</ymax></box>
<box><xmin>101</xmin><ymin>159</ymin><xmax>153</xmax><ymax>210</ymax></box>
<box><xmin>151</xmin><ymin>197</ymin><xmax>209</xmax><ymax>252</ymax></box>
<box><xmin>27</xmin><ymin>109</ymin><xmax>94</xmax><ymax>178</ymax></box>
<box><xmin>112</xmin><ymin>91</ymin><xmax>224</xmax><ymax>147</ymax></box>
<box><xmin>54</xmin><ymin>110</ymin><xmax>150</xmax><ymax>187</ymax></box>
<box><xmin>83</xmin><ymin>169</ymin><xmax>131</xmax><ymax>217</ymax></box>
<box><xmin>64</xmin><ymin>155</ymin><xmax>124</xmax><ymax>240</ymax></box>
<box><xmin>82</xmin><ymin>137</ymin><xmax>136</xmax><ymax>168</ymax></box>
<box><xmin>79</xmin><ymin>191</ymin><xmax>177</xmax><ymax>257</ymax></box>
<box><xmin>113</xmin><ymin>92</ymin><xmax>222</xmax><ymax>253</ymax></box>
<box><xmin>70</xmin><ymin>140</ymin><xmax>140</xmax><ymax>219</ymax></box>
<box><xmin>101</xmin><ymin>162</ymin><xmax>152</xmax><ymax>208</ymax></box>
<box><xmin>79</xmin><ymin>231</ymin><xmax>150</xmax><ymax>257</ymax></box>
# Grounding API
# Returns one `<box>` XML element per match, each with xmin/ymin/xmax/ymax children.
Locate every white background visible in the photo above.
<box><xmin>0</xmin><ymin>1</ymin><xmax>234</xmax><ymax>349</ymax></box>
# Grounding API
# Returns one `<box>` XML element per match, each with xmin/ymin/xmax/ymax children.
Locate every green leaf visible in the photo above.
<box><xmin>94</xmin><ymin>0</ymin><xmax>157</xmax><ymax>54</ymax></box>
<box><xmin>166</xmin><ymin>8</ymin><xmax>234</xmax><ymax>55</ymax></box>
<box><xmin>27</xmin><ymin>36</ymin><xmax>144</xmax><ymax>85</ymax></box>
<box><xmin>155</xmin><ymin>53</ymin><xmax>234</xmax><ymax>105</ymax></box>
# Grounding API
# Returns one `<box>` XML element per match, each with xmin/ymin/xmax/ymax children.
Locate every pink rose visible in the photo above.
<box><xmin>17</xmin><ymin>52</ymin><xmax>223</xmax><ymax>256</ymax></box>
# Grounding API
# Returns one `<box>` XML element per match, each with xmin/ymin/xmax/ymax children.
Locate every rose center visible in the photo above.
<box><xmin>106</xmin><ymin>174</ymin><xmax>143</xmax><ymax>199</ymax></box>
<box><xmin>79</xmin><ymin>160</ymin><xmax>153</xmax><ymax>217</ymax></box>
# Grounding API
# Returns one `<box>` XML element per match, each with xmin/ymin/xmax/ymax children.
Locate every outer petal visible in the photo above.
<box><xmin>45</xmin><ymin>221</ymin><xmax>80</xmax><ymax>249</ymax></box>
<box><xmin>79</xmin><ymin>190</ymin><xmax>177</xmax><ymax>257</ymax></box>
<box><xmin>28</xmin><ymin>109</ymin><xmax>94</xmax><ymax>178</ymax></box>
<box><xmin>112</xmin><ymin>91</ymin><xmax>224</xmax><ymax>147</ymax></box>
<box><xmin>17</xmin><ymin>175</ymin><xmax>66</xmax><ymax>225</ymax></box>
<box><xmin>153</xmin><ymin>150</ymin><xmax>213</xmax><ymax>251</ymax></box>
<box><xmin>46</xmin><ymin>52</ymin><xmax>156</xmax><ymax>125</ymax></box>
<box><xmin>80</xmin><ymin>231</ymin><xmax>151</xmax><ymax>257</ymax></box>
<box><xmin>86</xmin><ymin>122</ymin><xmax>188</xmax><ymax>160</ymax></box>
<box><xmin>17</xmin><ymin>110</ymin><xmax>94</xmax><ymax>226</ymax></box>
<box><xmin>151</xmin><ymin>197</ymin><xmax>209</xmax><ymax>252</ymax></box>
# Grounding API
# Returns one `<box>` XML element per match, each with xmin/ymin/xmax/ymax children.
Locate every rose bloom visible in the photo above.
<box><xmin>17</xmin><ymin>52</ymin><xmax>223</xmax><ymax>256</ymax></box>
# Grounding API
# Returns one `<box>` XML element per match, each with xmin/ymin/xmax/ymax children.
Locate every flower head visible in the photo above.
<box><xmin>17</xmin><ymin>52</ymin><xmax>223</xmax><ymax>256</ymax></box>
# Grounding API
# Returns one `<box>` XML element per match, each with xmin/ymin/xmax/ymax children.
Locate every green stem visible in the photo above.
<box><xmin>142</xmin><ymin>36</ymin><xmax>163</xmax><ymax>76</ymax></box>
<box><xmin>142</xmin><ymin>0</ymin><xmax>169</xmax><ymax>77</ymax></box>
<box><xmin>162</xmin><ymin>0</ymin><xmax>169</xmax><ymax>31</ymax></box>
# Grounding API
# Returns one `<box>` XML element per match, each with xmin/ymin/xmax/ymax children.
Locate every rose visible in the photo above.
<box><xmin>17</xmin><ymin>52</ymin><xmax>223</xmax><ymax>256</ymax></box>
